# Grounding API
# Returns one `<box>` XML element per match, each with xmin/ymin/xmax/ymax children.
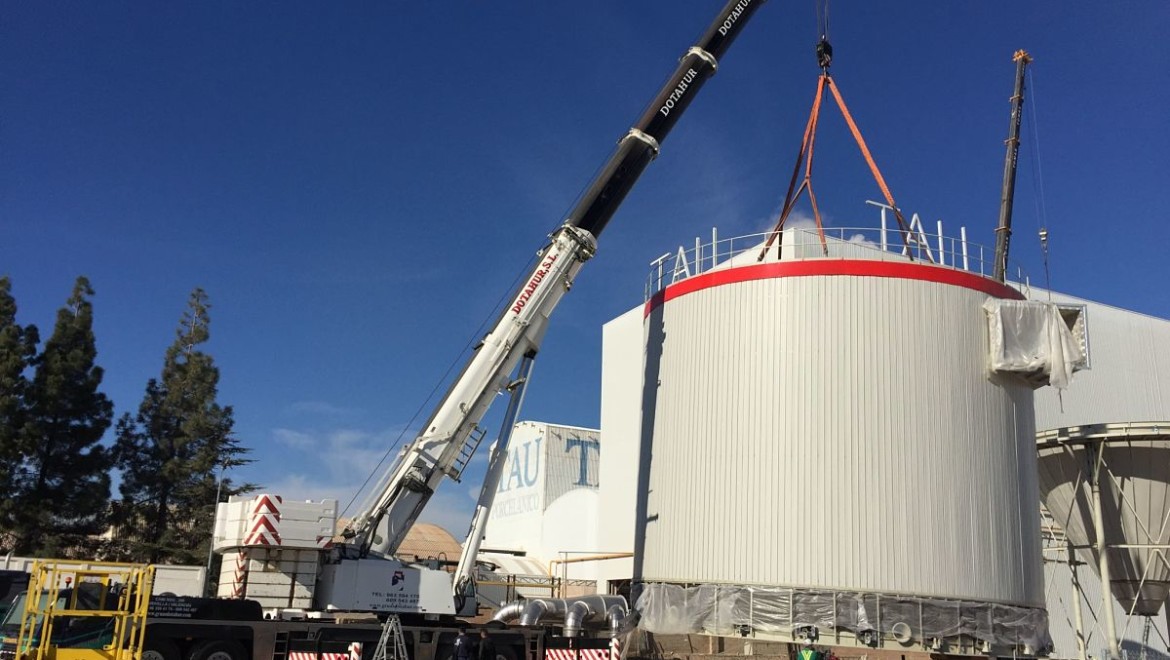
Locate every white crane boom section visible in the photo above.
<box><xmin>348</xmin><ymin>225</ymin><xmax>597</xmax><ymax>556</ymax></box>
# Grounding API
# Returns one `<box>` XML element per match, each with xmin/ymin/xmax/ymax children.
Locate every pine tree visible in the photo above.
<box><xmin>113</xmin><ymin>288</ymin><xmax>254</xmax><ymax>564</ymax></box>
<box><xmin>0</xmin><ymin>277</ymin><xmax>39</xmax><ymax>551</ymax></box>
<box><xmin>10</xmin><ymin>276</ymin><xmax>113</xmax><ymax>556</ymax></box>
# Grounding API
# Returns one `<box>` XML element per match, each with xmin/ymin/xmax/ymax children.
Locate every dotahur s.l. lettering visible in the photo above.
<box><xmin>511</xmin><ymin>252</ymin><xmax>560</xmax><ymax>314</ymax></box>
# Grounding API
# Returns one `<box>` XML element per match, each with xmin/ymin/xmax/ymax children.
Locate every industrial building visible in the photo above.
<box><xmin>478</xmin><ymin>220</ymin><xmax>1170</xmax><ymax>660</ymax></box>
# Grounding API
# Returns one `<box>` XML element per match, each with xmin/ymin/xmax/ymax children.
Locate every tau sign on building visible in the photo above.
<box><xmin>485</xmin><ymin>421</ymin><xmax>602</xmax><ymax>561</ymax></box>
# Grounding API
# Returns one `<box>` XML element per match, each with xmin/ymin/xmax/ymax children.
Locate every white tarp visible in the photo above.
<box><xmin>984</xmin><ymin>299</ymin><xmax>1087</xmax><ymax>389</ymax></box>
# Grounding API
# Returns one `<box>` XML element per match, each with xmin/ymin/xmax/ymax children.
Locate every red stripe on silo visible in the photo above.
<box><xmin>644</xmin><ymin>259</ymin><xmax>1025</xmax><ymax>316</ymax></box>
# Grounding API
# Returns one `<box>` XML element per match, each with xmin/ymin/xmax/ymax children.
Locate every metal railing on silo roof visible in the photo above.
<box><xmin>644</xmin><ymin>225</ymin><xmax>1029</xmax><ymax>301</ymax></box>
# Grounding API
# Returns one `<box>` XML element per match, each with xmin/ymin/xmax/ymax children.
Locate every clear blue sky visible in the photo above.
<box><xmin>3</xmin><ymin>2</ymin><xmax>1168</xmax><ymax>536</ymax></box>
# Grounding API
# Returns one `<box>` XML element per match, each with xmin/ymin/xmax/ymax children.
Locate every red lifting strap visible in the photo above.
<box><xmin>759</xmin><ymin>74</ymin><xmax>916</xmax><ymax>262</ymax></box>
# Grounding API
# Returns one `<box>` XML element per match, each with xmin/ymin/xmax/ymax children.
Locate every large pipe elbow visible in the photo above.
<box><xmin>606</xmin><ymin>604</ymin><xmax>627</xmax><ymax>635</ymax></box>
<box><xmin>491</xmin><ymin>600</ymin><xmax>527</xmax><ymax>624</ymax></box>
<box><xmin>519</xmin><ymin>599</ymin><xmax>568</xmax><ymax>626</ymax></box>
<box><xmin>564</xmin><ymin>601</ymin><xmax>593</xmax><ymax>637</ymax></box>
<box><xmin>564</xmin><ymin>596</ymin><xmax>629</xmax><ymax>636</ymax></box>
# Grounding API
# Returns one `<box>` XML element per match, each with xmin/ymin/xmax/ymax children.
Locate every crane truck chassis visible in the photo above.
<box><xmin>4</xmin><ymin>2</ymin><xmax>769</xmax><ymax>660</ymax></box>
<box><xmin>2</xmin><ymin>586</ymin><xmax>609</xmax><ymax>660</ymax></box>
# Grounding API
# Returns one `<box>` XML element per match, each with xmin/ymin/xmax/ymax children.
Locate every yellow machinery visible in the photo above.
<box><xmin>14</xmin><ymin>561</ymin><xmax>154</xmax><ymax>660</ymax></box>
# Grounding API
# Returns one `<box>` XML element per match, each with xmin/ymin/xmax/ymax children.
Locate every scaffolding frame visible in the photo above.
<box><xmin>15</xmin><ymin>560</ymin><xmax>155</xmax><ymax>660</ymax></box>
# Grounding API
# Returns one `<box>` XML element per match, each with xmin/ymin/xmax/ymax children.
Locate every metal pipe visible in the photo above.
<box><xmin>520</xmin><ymin>598</ymin><xmax>569</xmax><ymax>626</ymax></box>
<box><xmin>563</xmin><ymin>595</ymin><xmax>628</xmax><ymax>637</ymax></box>
<box><xmin>546</xmin><ymin>552</ymin><xmax>634</xmax><ymax>577</ymax></box>
<box><xmin>1089</xmin><ymin>444</ymin><xmax>1122</xmax><ymax>660</ymax></box>
<box><xmin>491</xmin><ymin>600</ymin><xmax>527</xmax><ymax>624</ymax></box>
<box><xmin>607</xmin><ymin>604</ymin><xmax>627</xmax><ymax>635</ymax></box>
<box><xmin>564</xmin><ymin>600</ymin><xmax>592</xmax><ymax>637</ymax></box>
<box><xmin>1069</xmin><ymin>542</ymin><xmax>1087</xmax><ymax>660</ymax></box>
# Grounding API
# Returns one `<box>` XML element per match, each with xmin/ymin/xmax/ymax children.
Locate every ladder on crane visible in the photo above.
<box><xmin>371</xmin><ymin>615</ymin><xmax>409</xmax><ymax>660</ymax></box>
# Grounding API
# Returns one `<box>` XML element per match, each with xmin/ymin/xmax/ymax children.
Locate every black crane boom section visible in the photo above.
<box><xmin>567</xmin><ymin>0</ymin><xmax>766</xmax><ymax>239</ymax></box>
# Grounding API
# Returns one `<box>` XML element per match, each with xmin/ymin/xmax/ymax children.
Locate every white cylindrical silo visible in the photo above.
<box><xmin>633</xmin><ymin>244</ymin><xmax>1047</xmax><ymax>654</ymax></box>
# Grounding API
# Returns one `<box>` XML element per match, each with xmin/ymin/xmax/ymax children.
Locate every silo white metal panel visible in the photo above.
<box><xmin>636</xmin><ymin>260</ymin><xmax>1043</xmax><ymax>607</ymax></box>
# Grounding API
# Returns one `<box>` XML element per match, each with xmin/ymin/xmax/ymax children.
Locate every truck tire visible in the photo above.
<box><xmin>187</xmin><ymin>639</ymin><xmax>249</xmax><ymax>660</ymax></box>
<box><xmin>143</xmin><ymin>639</ymin><xmax>182</xmax><ymax>660</ymax></box>
<box><xmin>493</xmin><ymin>644</ymin><xmax>519</xmax><ymax>660</ymax></box>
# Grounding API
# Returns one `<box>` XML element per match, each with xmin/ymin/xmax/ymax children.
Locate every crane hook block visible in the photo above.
<box><xmin>816</xmin><ymin>38</ymin><xmax>833</xmax><ymax>70</ymax></box>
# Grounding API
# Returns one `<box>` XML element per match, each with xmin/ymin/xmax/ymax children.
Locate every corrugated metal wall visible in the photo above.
<box><xmin>636</xmin><ymin>266</ymin><xmax>1044</xmax><ymax>606</ymax></box>
<box><xmin>1034</xmin><ymin>292</ymin><xmax>1170</xmax><ymax>431</ymax></box>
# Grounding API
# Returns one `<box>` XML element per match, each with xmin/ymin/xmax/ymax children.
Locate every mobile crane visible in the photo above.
<box><xmin>3</xmin><ymin>4</ymin><xmax>769</xmax><ymax>660</ymax></box>
<box><xmin>322</xmin><ymin>0</ymin><xmax>766</xmax><ymax>616</ymax></box>
<box><xmin>215</xmin><ymin>0</ymin><xmax>767</xmax><ymax>621</ymax></box>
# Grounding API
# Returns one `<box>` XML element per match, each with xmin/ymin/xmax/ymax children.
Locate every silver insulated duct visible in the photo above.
<box><xmin>490</xmin><ymin>600</ymin><xmax>526</xmax><ymax>624</ymax></box>
<box><xmin>491</xmin><ymin>596</ymin><xmax>629</xmax><ymax>636</ymax></box>
<box><xmin>519</xmin><ymin>598</ymin><xmax>569</xmax><ymax>626</ymax></box>
<box><xmin>564</xmin><ymin>595</ymin><xmax>628</xmax><ymax>637</ymax></box>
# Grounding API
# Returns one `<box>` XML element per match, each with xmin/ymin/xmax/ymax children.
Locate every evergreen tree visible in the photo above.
<box><xmin>113</xmin><ymin>288</ymin><xmax>254</xmax><ymax>564</ymax></box>
<box><xmin>10</xmin><ymin>276</ymin><xmax>113</xmax><ymax>556</ymax></box>
<box><xmin>0</xmin><ymin>277</ymin><xmax>39</xmax><ymax>551</ymax></box>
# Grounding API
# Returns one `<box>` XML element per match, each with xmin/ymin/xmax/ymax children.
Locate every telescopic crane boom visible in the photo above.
<box><xmin>336</xmin><ymin>0</ymin><xmax>767</xmax><ymax>599</ymax></box>
<box><xmin>993</xmin><ymin>49</ymin><xmax>1032</xmax><ymax>282</ymax></box>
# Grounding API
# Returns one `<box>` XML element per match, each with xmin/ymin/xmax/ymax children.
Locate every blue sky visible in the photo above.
<box><xmin>3</xmin><ymin>2</ymin><xmax>1168</xmax><ymax>537</ymax></box>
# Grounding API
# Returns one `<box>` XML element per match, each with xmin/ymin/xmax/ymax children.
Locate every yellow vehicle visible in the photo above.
<box><xmin>8</xmin><ymin>561</ymin><xmax>152</xmax><ymax>660</ymax></box>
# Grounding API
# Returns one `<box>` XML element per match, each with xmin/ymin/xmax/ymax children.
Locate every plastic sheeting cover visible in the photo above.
<box><xmin>984</xmin><ymin>299</ymin><xmax>1086</xmax><ymax>389</ymax></box>
<box><xmin>635</xmin><ymin>582</ymin><xmax>1051</xmax><ymax>650</ymax></box>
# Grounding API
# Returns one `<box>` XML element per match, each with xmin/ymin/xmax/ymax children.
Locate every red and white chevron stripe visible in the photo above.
<box><xmin>231</xmin><ymin>550</ymin><xmax>248</xmax><ymax>598</ymax></box>
<box><xmin>244</xmin><ymin>514</ymin><xmax>281</xmax><ymax>545</ymax></box>
<box><xmin>289</xmin><ymin>653</ymin><xmax>350</xmax><ymax>660</ymax></box>
<box><xmin>544</xmin><ymin>650</ymin><xmax>609</xmax><ymax>660</ymax></box>
<box><xmin>252</xmin><ymin>494</ymin><xmax>283</xmax><ymax>517</ymax></box>
<box><xmin>243</xmin><ymin>494</ymin><xmax>283</xmax><ymax>546</ymax></box>
<box><xmin>348</xmin><ymin>643</ymin><xmax>362</xmax><ymax>660</ymax></box>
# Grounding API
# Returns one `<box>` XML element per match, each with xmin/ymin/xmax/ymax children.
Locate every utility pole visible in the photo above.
<box><xmin>993</xmin><ymin>49</ymin><xmax>1032</xmax><ymax>282</ymax></box>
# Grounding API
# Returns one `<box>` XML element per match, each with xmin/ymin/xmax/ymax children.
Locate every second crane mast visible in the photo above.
<box><xmin>343</xmin><ymin>0</ymin><xmax>768</xmax><ymax>561</ymax></box>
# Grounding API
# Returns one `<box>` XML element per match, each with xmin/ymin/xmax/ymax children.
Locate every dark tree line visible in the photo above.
<box><xmin>0</xmin><ymin>276</ymin><xmax>255</xmax><ymax>564</ymax></box>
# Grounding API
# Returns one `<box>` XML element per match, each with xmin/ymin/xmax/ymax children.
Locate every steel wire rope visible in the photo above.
<box><xmin>338</xmin><ymin>245</ymin><xmax>543</xmax><ymax>522</ymax></box>
<box><xmin>1023</xmin><ymin>67</ymin><xmax>1053</xmax><ymax>301</ymax></box>
<box><xmin>1019</xmin><ymin>64</ymin><xmax>1070</xmax><ymax>410</ymax></box>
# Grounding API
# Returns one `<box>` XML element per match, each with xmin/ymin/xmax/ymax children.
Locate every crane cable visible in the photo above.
<box><xmin>1024</xmin><ymin>66</ymin><xmax>1054</xmax><ymax>302</ymax></box>
<box><xmin>338</xmin><ymin>247</ymin><xmax>542</xmax><ymax>522</ymax></box>
<box><xmin>816</xmin><ymin>0</ymin><xmax>830</xmax><ymax>41</ymax></box>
